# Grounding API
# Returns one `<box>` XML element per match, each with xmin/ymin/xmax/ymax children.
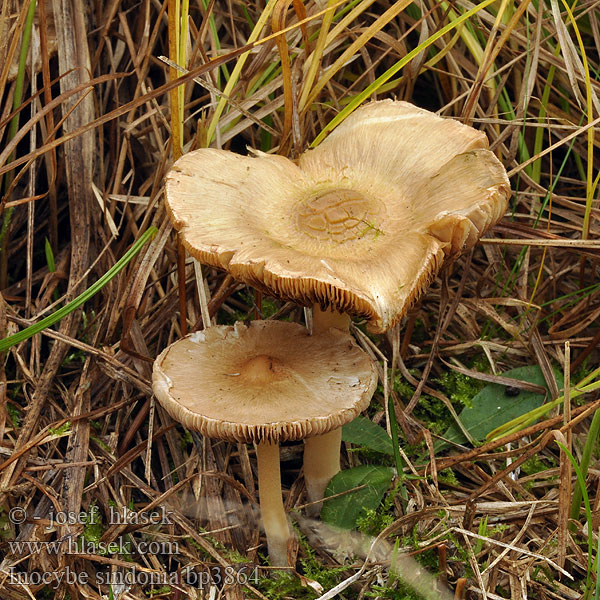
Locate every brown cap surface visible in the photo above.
<box><xmin>152</xmin><ymin>320</ymin><xmax>377</xmax><ymax>444</ymax></box>
<box><xmin>165</xmin><ymin>100</ymin><xmax>510</xmax><ymax>332</ymax></box>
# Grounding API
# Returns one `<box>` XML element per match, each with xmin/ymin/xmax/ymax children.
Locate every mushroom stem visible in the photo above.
<box><xmin>303</xmin><ymin>428</ymin><xmax>342</xmax><ymax>513</ymax></box>
<box><xmin>256</xmin><ymin>441</ymin><xmax>290</xmax><ymax>566</ymax></box>
<box><xmin>312</xmin><ymin>305</ymin><xmax>351</xmax><ymax>333</ymax></box>
<box><xmin>304</xmin><ymin>305</ymin><xmax>351</xmax><ymax>514</ymax></box>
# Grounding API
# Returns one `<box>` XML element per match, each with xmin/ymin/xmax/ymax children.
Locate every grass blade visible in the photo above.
<box><xmin>0</xmin><ymin>226</ymin><xmax>158</xmax><ymax>352</ymax></box>
<box><xmin>311</xmin><ymin>0</ymin><xmax>498</xmax><ymax>146</ymax></box>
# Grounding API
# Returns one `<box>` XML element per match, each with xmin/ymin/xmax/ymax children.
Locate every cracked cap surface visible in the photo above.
<box><xmin>165</xmin><ymin>100</ymin><xmax>510</xmax><ymax>332</ymax></box>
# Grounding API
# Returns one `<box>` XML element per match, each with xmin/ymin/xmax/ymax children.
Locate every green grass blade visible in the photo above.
<box><xmin>570</xmin><ymin>409</ymin><xmax>600</xmax><ymax>522</ymax></box>
<box><xmin>311</xmin><ymin>0</ymin><xmax>498</xmax><ymax>147</ymax></box>
<box><xmin>487</xmin><ymin>372</ymin><xmax>600</xmax><ymax>440</ymax></box>
<box><xmin>44</xmin><ymin>237</ymin><xmax>56</xmax><ymax>272</ymax></box>
<box><xmin>557</xmin><ymin>441</ymin><xmax>594</xmax><ymax>591</ymax></box>
<box><xmin>594</xmin><ymin>535</ymin><xmax>600</xmax><ymax>600</ymax></box>
<box><xmin>387</xmin><ymin>394</ymin><xmax>405</xmax><ymax>475</ymax></box>
<box><xmin>558</xmin><ymin>0</ymin><xmax>596</xmax><ymax>242</ymax></box>
<box><xmin>0</xmin><ymin>227</ymin><xmax>158</xmax><ymax>352</ymax></box>
<box><xmin>1</xmin><ymin>0</ymin><xmax>37</xmax><ymax>267</ymax></box>
<box><xmin>206</xmin><ymin>0</ymin><xmax>277</xmax><ymax>146</ymax></box>
<box><xmin>6</xmin><ymin>0</ymin><xmax>37</xmax><ymax>159</ymax></box>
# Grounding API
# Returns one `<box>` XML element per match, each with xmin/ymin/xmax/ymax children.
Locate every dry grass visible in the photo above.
<box><xmin>0</xmin><ymin>0</ymin><xmax>599</xmax><ymax>598</ymax></box>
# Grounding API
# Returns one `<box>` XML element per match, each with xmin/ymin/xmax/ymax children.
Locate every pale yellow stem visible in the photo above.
<box><xmin>312</xmin><ymin>304</ymin><xmax>351</xmax><ymax>334</ymax></box>
<box><xmin>304</xmin><ymin>305</ymin><xmax>350</xmax><ymax>514</ymax></box>
<box><xmin>304</xmin><ymin>428</ymin><xmax>342</xmax><ymax>513</ymax></box>
<box><xmin>256</xmin><ymin>441</ymin><xmax>289</xmax><ymax>566</ymax></box>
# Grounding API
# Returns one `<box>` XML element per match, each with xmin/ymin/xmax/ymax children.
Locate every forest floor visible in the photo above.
<box><xmin>1</xmin><ymin>0</ymin><xmax>600</xmax><ymax>598</ymax></box>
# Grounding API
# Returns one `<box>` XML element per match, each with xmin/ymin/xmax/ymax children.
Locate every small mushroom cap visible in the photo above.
<box><xmin>165</xmin><ymin>100</ymin><xmax>510</xmax><ymax>332</ymax></box>
<box><xmin>152</xmin><ymin>321</ymin><xmax>377</xmax><ymax>444</ymax></box>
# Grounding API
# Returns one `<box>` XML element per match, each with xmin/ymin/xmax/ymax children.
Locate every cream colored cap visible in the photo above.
<box><xmin>165</xmin><ymin>100</ymin><xmax>510</xmax><ymax>332</ymax></box>
<box><xmin>152</xmin><ymin>321</ymin><xmax>377</xmax><ymax>444</ymax></box>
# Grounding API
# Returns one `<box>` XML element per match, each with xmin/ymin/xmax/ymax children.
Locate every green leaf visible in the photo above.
<box><xmin>321</xmin><ymin>465</ymin><xmax>394</xmax><ymax>530</ymax></box>
<box><xmin>441</xmin><ymin>365</ymin><xmax>564</xmax><ymax>446</ymax></box>
<box><xmin>342</xmin><ymin>416</ymin><xmax>394</xmax><ymax>455</ymax></box>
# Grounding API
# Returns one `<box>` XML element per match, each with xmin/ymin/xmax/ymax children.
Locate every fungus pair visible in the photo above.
<box><xmin>153</xmin><ymin>100</ymin><xmax>510</xmax><ymax>565</ymax></box>
<box><xmin>153</xmin><ymin>320</ymin><xmax>376</xmax><ymax>565</ymax></box>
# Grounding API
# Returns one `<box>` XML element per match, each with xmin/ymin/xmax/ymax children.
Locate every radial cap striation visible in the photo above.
<box><xmin>152</xmin><ymin>320</ymin><xmax>378</xmax><ymax>444</ymax></box>
<box><xmin>165</xmin><ymin>100</ymin><xmax>511</xmax><ymax>332</ymax></box>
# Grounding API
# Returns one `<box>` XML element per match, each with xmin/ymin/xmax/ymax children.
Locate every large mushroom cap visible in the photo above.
<box><xmin>165</xmin><ymin>100</ymin><xmax>510</xmax><ymax>332</ymax></box>
<box><xmin>152</xmin><ymin>320</ymin><xmax>377</xmax><ymax>444</ymax></box>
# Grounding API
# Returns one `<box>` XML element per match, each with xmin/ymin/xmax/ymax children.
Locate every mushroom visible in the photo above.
<box><xmin>152</xmin><ymin>319</ymin><xmax>377</xmax><ymax>566</ymax></box>
<box><xmin>164</xmin><ymin>99</ymin><xmax>511</xmax><ymax>505</ymax></box>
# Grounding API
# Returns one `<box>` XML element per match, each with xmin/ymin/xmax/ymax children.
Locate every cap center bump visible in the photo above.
<box><xmin>295</xmin><ymin>189</ymin><xmax>385</xmax><ymax>244</ymax></box>
<box><xmin>240</xmin><ymin>354</ymin><xmax>285</xmax><ymax>384</ymax></box>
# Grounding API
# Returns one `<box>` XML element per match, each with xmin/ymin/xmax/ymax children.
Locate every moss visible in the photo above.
<box><xmin>261</xmin><ymin>296</ymin><xmax>279</xmax><ymax>319</ymax></box>
<box><xmin>49</xmin><ymin>421</ymin><xmax>71</xmax><ymax>436</ymax></box>
<box><xmin>180</xmin><ymin>430</ymin><xmax>193</xmax><ymax>451</ymax></box>
<box><xmin>410</xmin><ymin>318</ymin><xmax>428</xmax><ymax>345</ymax></box>
<box><xmin>435</xmin><ymin>369</ymin><xmax>485</xmax><ymax>409</ymax></box>
<box><xmin>357</xmin><ymin>481</ymin><xmax>401</xmax><ymax>536</ymax></box>
<box><xmin>356</xmin><ymin>506</ymin><xmax>394</xmax><ymax>537</ymax></box>
<box><xmin>7</xmin><ymin>403</ymin><xmax>22</xmax><ymax>428</ymax></box>
<box><xmin>393</xmin><ymin>375</ymin><xmax>415</xmax><ymax>401</ymax></box>
<box><xmin>394</xmin><ymin>362</ymin><xmax>486</xmax><ymax>440</ymax></box>
<box><xmin>437</xmin><ymin>468</ymin><xmax>459</xmax><ymax>487</ymax></box>
<box><xmin>252</xmin><ymin>529</ymin><xmax>348</xmax><ymax>599</ymax></box>
<box><xmin>253</xmin><ymin>570</ymin><xmax>313</xmax><ymax>599</ymax></box>
<box><xmin>63</xmin><ymin>348</ymin><xmax>87</xmax><ymax>367</ymax></box>
<box><xmin>186</xmin><ymin>531</ymin><xmax>248</xmax><ymax>565</ymax></box>
<box><xmin>39</xmin><ymin>587</ymin><xmax>66</xmax><ymax>600</ymax></box>
<box><xmin>364</xmin><ymin>581</ymin><xmax>429</xmax><ymax>599</ymax></box>
<box><xmin>83</xmin><ymin>503</ymin><xmax>104</xmax><ymax>546</ymax></box>
<box><xmin>0</xmin><ymin>507</ymin><xmax>12</xmax><ymax>540</ymax></box>
<box><xmin>297</xmin><ymin>529</ymin><xmax>348</xmax><ymax>591</ymax></box>
<box><xmin>413</xmin><ymin>546</ymin><xmax>439</xmax><ymax>571</ymax></box>
<box><xmin>412</xmin><ymin>394</ymin><xmax>451</xmax><ymax>437</ymax></box>
<box><xmin>521</xmin><ymin>454</ymin><xmax>552</xmax><ymax>476</ymax></box>
<box><xmin>146</xmin><ymin>586</ymin><xmax>172</xmax><ymax>596</ymax></box>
